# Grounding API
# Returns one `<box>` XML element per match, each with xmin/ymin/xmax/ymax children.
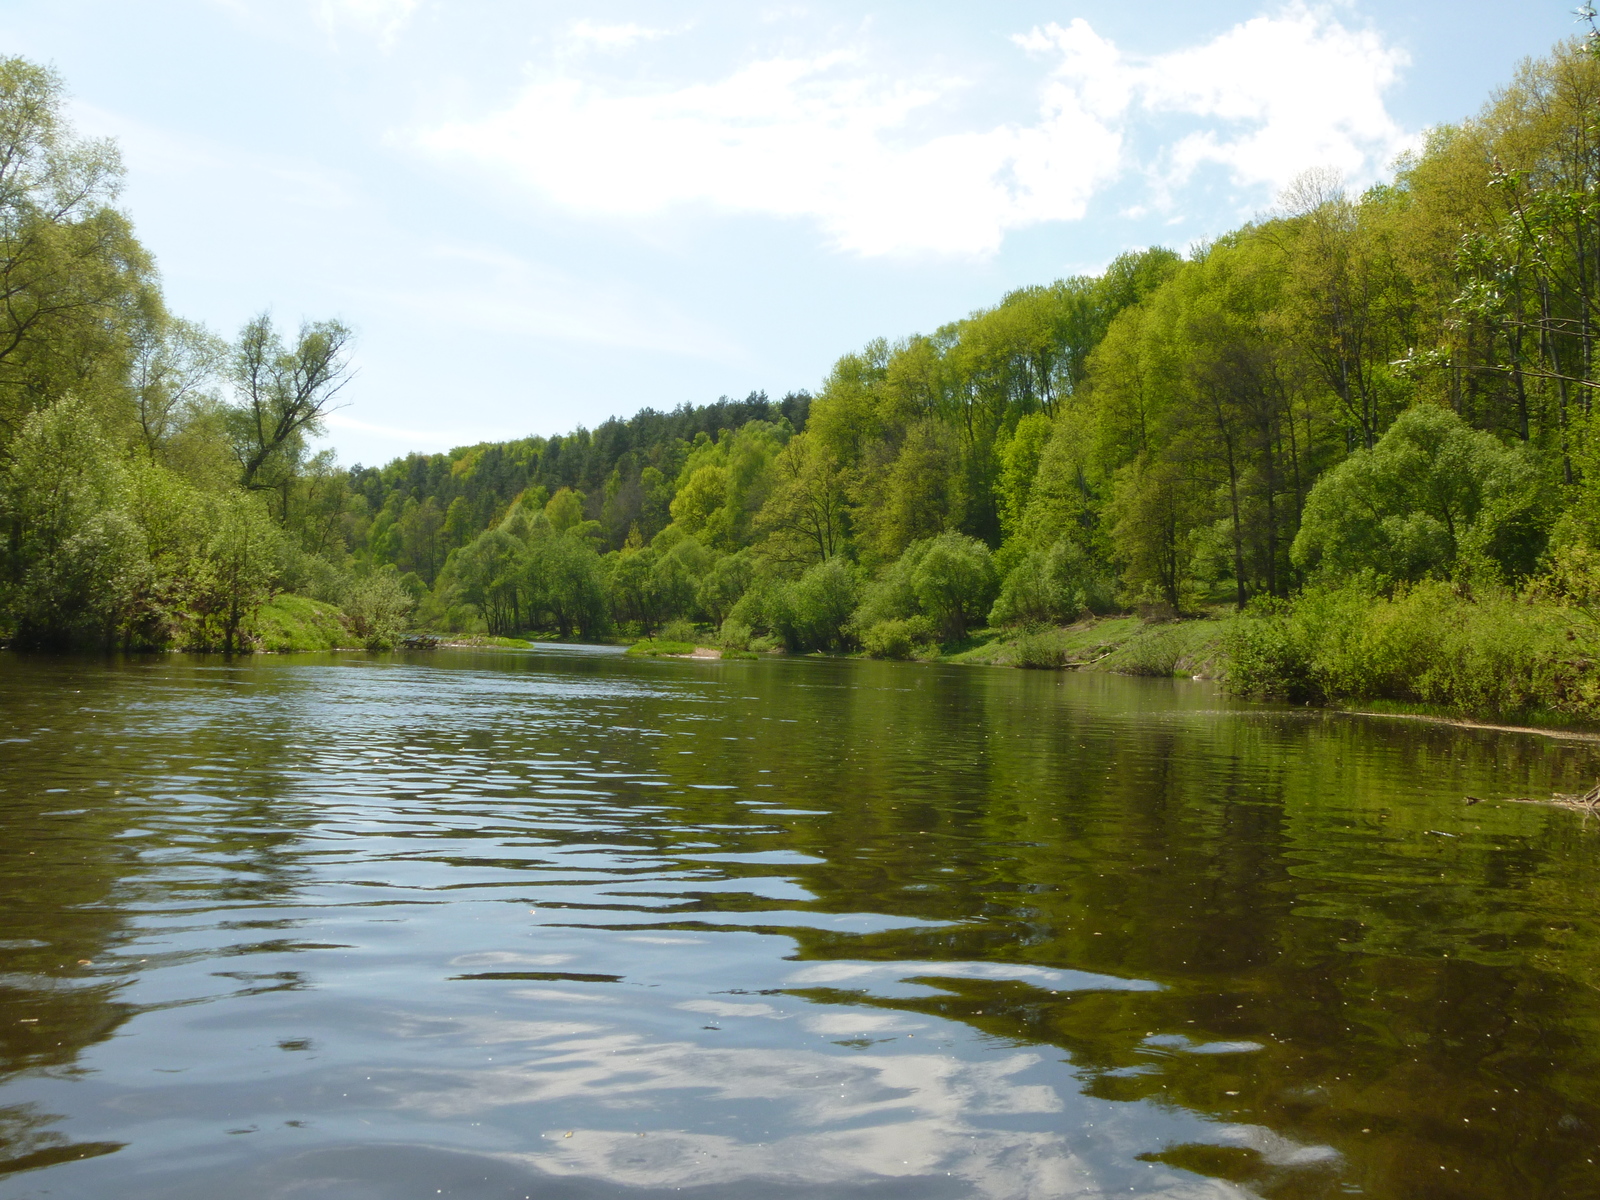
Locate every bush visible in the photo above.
<box><xmin>1223</xmin><ymin>581</ymin><xmax>1592</xmax><ymax>717</ymax></box>
<box><xmin>1</xmin><ymin>397</ymin><xmax>148</xmax><ymax>647</ymax></box>
<box><xmin>660</xmin><ymin>617</ymin><xmax>697</xmax><ymax>644</ymax></box>
<box><xmin>861</xmin><ymin>616</ymin><xmax>935</xmax><ymax>660</ymax></box>
<box><xmin>718</xmin><ymin>618</ymin><xmax>752</xmax><ymax>651</ymax></box>
<box><xmin>343</xmin><ymin>565</ymin><xmax>414</xmax><ymax>650</ymax></box>
<box><xmin>626</xmin><ymin>638</ymin><xmax>695</xmax><ymax>656</ymax></box>
<box><xmin>910</xmin><ymin>533</ymin><xmax>996</xmax><ymax>640</ymax></box>
<box><xmin>772</xmin><ymin>557</ymin><xmax>860</xmax><ymax>651</ymax></box>
<box><xmin>1014</xmin><ymin>630</ymin><xmax>1067</xmax><ymax>668</ymax></box>
<box><xmin>1292</xmin><ymin>405</ymin><xmax>1554</xmax><ymax>587</ymax></box>
<box><xmin>989</xmin><ymin>539</ymin><xmax>1112</xmax><ymax>628</ymax></box>
<box><xmin>854</xmin><ymin>532</ymin><xmax>996</xmax><ymax>641</ymax></box>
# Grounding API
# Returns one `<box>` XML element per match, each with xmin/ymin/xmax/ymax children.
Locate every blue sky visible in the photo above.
<box><xmin>0</xmin><ymin>0</ymin><xmax>1578</xmax><ymax>467</ymax></box>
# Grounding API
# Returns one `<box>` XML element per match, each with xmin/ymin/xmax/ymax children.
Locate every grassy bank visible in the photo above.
<box><xmin>943</xmin><ymin>616</ymin><xmax>1227</xmax><ymax>678</ymax></box>
<box><xmin>254</xmin><ymin>595</ymin><xmax>357</xmax><ymax>652</ymax></box>
<box><xmin>920</xmin><ymin>586</ymin><xmax>1600</xmax><ymax>732</ymax></box>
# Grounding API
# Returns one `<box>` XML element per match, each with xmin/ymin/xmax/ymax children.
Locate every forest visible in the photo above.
<box><xmin>5</xmin><ymin>38</ymin><xmax>1600</xmax><ymax>720</ymax></box>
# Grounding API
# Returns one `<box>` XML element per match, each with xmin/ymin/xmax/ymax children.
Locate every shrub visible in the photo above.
<box><xmin>861</xmin><ymin>616</ymin><xmax>935</xmax><ymax>660</ymax></box>
<box><xmin>626</xmin><ymin>638</ymin><xmax>695</xmax><ymax>656</ymax></box>
<box><xmin>773</xmin><ymin>557</ymin><xmax>860</xmax><ymax>651</ymax></box>
<box><xmin>1223</xmin><ymin>580</ymin><xmax>1593</xmax><ymax>718</ymax></box>
<box><xmin>1292</xmin><ymin>405</ymin><xmax>1554</xmax><ymax>587</ymax></box>
<box><xmin>1014</xmin><ymin>630</ymin><xmax>1067</xmax><ymax>669</ymax></box>
<box><xmin>718</xmin><ymin>618</ymin><xmax>752</xmax><ymax>651</ymax></box>
<box><xmin>989</xmin><ymin>539</ymin><xmax>1112</xmax><ymax>628</ymax></box>
<box><xmin>343</xmin><ymin>565</ymin><xmax>414</xmax><ymax>650</ymax></box>
<box><xmin>660</xmin><ymin>617</ymin><xmax>697</xmax><ymax>644</ymax></box>
<box><xmin>911</xmin><ymin>533</ymin><xmax>996</xmax><ymax>640</ymax></box>
<box><xmin>854</xmin><ymin>532</ymin><xmax>996</xmax><ymax>641</ymax></box>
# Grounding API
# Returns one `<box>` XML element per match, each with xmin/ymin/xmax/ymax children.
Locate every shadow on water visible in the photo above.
<box><xmin>1</xmin><ymin>647</ymin><xmax>1599</xmax><ymax>1198</ymax></box>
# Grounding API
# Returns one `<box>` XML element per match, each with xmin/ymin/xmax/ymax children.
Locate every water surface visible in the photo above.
<box><xmin>2</xmin><ymin>646</ymin><xmax>1599</xmax><ymax>1198</ymax></box>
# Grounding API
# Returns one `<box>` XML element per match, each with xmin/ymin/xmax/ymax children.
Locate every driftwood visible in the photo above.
<box><xmin>1469</xmin><ymin>782</ymin><xmax>1600</xmax><ymax>814</ymax></box>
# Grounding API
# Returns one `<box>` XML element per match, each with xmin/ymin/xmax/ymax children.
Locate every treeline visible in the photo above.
<box><xmin>360</xmin><ymin>38</ymin><xmax>1600</xmax><ymax>684</ymax></box>
<box><xmin>8</xmin><ymin>39</ymin><xmax>1600</xmax><ymax>713</ymax></box>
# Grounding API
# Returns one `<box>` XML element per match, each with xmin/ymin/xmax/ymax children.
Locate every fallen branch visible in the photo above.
<box><xmin>1488</xmin><ymin>781</ymin><xmax>1600</xmax><ymax>814</ymax></box>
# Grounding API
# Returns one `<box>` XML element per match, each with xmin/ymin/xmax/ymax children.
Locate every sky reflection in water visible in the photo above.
<box><xmin>1</xmin><ymin>647</ymin><xmax>1598</xmax><ymax>1198</ymax></box>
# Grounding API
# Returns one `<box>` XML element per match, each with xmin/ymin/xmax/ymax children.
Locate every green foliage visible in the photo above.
<box><xmin>253</xmin><ymin>593</ymin><xmax>352</xmax><ymax>652</ymax></box>
<box><xmin>770</xmin><ymin>556</ymin><xmax>860</xmax><ymax>651</ymax></box>
<box><xmin>343</xmin><ymin>565</ymin><xmax>414</xmax><ymax>650</ymax></box>
<box><xmin>1100</xmin><ymin>620</ymin><xmax>1223</xmax><ymax>678</ymax></box>
<box><xmin>855</xmin><ymin>533</ymin><xmax>996</xmax><ymax>641</ymax></box>
<box><xmin>660</xmin><ymin>617</ymin><xmax>697</xmax><ymax>644</ymax></box>
<box><xmin>226</xmin><ymin>313</ymin><xmax>353</xmax><ymax>503</ymax></box>
<box><xmin>626</xmin><ymin>638</ymin><xmax>695</xmax><ymax>656</ymax></box>
<box><xmin>990</xmin><ymin>538</ymin><xmax>1111</xmax><ymax>628</ymax></box>
<box><xmin>1293</xmin><ymin>405</ymin><xmax>1553</xmax><ymax>586</ymax></box>
<box><xmin>1225</xmin><ymin>581</ymin><xmax>1593</xmax><ymax>717</ymax></box>
<box><xmin>717</xmin><ymin>618</ymin><xmax>752</xmax><ymax>651</ymax></box>
<box><xmin>860</xmin><ymin>616</ymin><xmax>936</xmax><ymax>660</ymax></box>
<box><xmin>911</xmin><ymin>533</ymin><xmax>996</xmax><ymax>640</ymax></box>
<box><xmin>192</xmin><ymin>490</ymin><xmax>282</xmax><ymax>651</ymax></box>
<box><xmin>0</xmin><ymin>397</ymin><xmax>144</xmax><ymax>646</ymax></box>
<box><xmin>1013</xmin><ymin>629</ymin><xmax>1068</xmax><ymax>669</ymax></box>
<box><xmin>529</xmin><ymin>531</ymin><xmax>611</xmax><ymax>641</ymax></box>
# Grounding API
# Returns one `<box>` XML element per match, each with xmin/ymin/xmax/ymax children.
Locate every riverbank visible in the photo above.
<box><xmin>249</xmin><ymin>589</ymin><xmax>1600</xmax><ymax>741</ymax></box>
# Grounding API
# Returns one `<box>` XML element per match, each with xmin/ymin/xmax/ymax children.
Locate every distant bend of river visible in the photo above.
<box><xmin>2</xmin><ymin>646</ymin><xmax>1600</xmax><ymax>1199</ymax></box>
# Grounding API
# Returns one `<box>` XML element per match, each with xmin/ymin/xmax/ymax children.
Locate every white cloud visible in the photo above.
<box><xmin>1021</xmin><ymin>4</ymin><xmax>1413</xmax><ymax>200</ymax></box>
<box><xmin>315</xmin><ymin>0</ymin><xmax>418</xmax><ymax>47</ymax></box>
<box><xmin>412</xmin><ymin>4</ymin><xmax>1411</xmax><ymax>257</ymax></box>
<box><xmin>415</xmin><ymin>46</ymin><xmax>1121</xmax><ymax>257</ymax></box>
<box><xmin>567</xmin><ymin>19</ymin><xmax>670</xmax><ymax>50</ymax></box>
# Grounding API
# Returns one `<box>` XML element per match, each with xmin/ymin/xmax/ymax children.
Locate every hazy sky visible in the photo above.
<box><xmin>0</xmin><ymin>1</ymin><xmax>1579</xmax><ymax>466</ymax></box>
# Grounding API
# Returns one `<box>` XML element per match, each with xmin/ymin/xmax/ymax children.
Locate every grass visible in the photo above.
<box><xmin>1099</xmin><ymin>617</ymin><xmax>1227</xmax><ymax>678</ymax></box>
<box><xmin>626</xmin><ymin>639</ymin><xmax>697</xmax><ymax>656</ymax></box>
<box><xmin>253</xmin><ymin>594</ymin><xmax>355</xmax><ymax>652</ymax></box>
<box><xmin>445</xmin><ymin>635</ymin><xmax>533</xmax><ymax>648</ymax></box>
<box><xmin>935</xmin><ymin>613</ymin><xmax>1228</xmax><ymax>677</ymax></box>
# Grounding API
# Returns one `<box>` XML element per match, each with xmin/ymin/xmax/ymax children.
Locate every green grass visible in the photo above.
<box><xmin>626</xmin><ymin>639</ymin><xmax>697</xmax><ymax>656</ymax></box>
<box><xmin>939</xmin><ymin>614</ymin><xmax>1227</xmax><ymax>677</ymax></box>
<box><xmin>253</xmin><ymin>594</ymin><xmax>354</xmax><ymax>652</ymax></box>
<box><xmin>1099</xmin><ymin>617</ymin><xmax>1227</xmax><ymax>677</ymax></box>
<box><xmin>445</xmin><ymin>635</ymin><xmax>533</xmax><ymax>648</ymax></box>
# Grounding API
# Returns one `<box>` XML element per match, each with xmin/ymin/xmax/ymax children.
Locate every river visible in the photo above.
<box><xmin>1</xmin><ymin>646</ymin><xmax>1598</xmax><ymax>1198</ymax></box>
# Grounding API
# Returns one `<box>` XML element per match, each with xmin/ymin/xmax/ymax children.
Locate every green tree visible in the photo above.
<box><xmin>1292</xmin><ymin>404</ymin><xmax>1553</xmax><ymax>586</ymax></box>
<box><xmin>0</xmin><ymin>58</ymin><xmax>158</xmax><ymax>452</ymax></box>
<box><xmin>910</xmin><ymin>532</ymin><xmax>996</xmax><ymax>640</ymax></box>
<box><xmin>0</xmin><ymin>396</ymin><xmax>144</xmax><ymax>645</ymax></box>
<box><xmin>343</xmin><ymin>565</ymin><xmax>414</xmax><ymax>650</ymax></box>
<box><xmin>531</xmin><ymin>532</ymin><xmax>610</xmax><ymax>640</ymax></box>
<box><xmin>227</xmin><ymin>313</ymin><xmax>353</xmax><ymax>513</ymax></box>
<box><xmin>771</xmin><ymin>556</ymin><xmax>859</xmax><ymax>651</ymax></box>
<box><xmin>753</xmin><ymin>432</ymin><xmax>850</xmax><ymax>564</ymax></box>
<box><xmin>193</xmin><ymin>491</ymin><xmax>281</xmax><ymax>652</ymax></box>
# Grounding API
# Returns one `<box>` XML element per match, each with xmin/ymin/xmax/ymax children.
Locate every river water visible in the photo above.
<box><xmin>1</xmin><ymin>647</ymin><xmax>1599</xmax><ymax>1199</ymax></box>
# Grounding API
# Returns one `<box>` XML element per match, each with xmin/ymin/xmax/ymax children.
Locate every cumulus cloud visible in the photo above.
<box><xmin>413</xmin><ymin>3</ymin><xmax>1412</xmax><ymax>257</ymax></box>
<box><xmin>1019</xmin><ymin>5</ymin><xmax>1412</xmax><ymax>199</ymax></box>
